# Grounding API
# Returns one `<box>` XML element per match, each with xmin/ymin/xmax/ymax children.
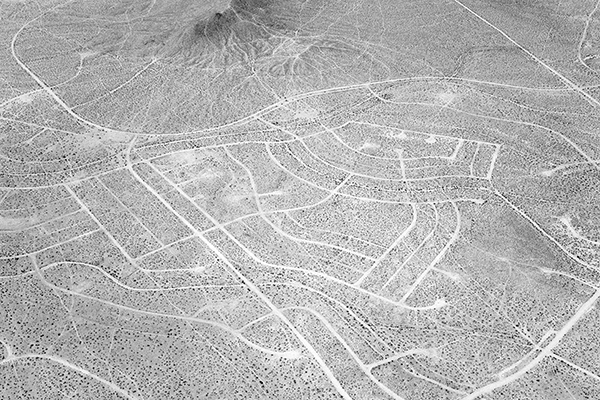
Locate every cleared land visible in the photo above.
<box><xmin>1</xmin><ymin>0</ymin><xmax>600</xmax><ymax>399</ymax></box>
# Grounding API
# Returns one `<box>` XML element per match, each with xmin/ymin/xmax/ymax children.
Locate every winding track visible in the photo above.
<box><xmin>4</xmin><ymin>0</ymin><xmax>600</xmax><ymax>398</ymax></box>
